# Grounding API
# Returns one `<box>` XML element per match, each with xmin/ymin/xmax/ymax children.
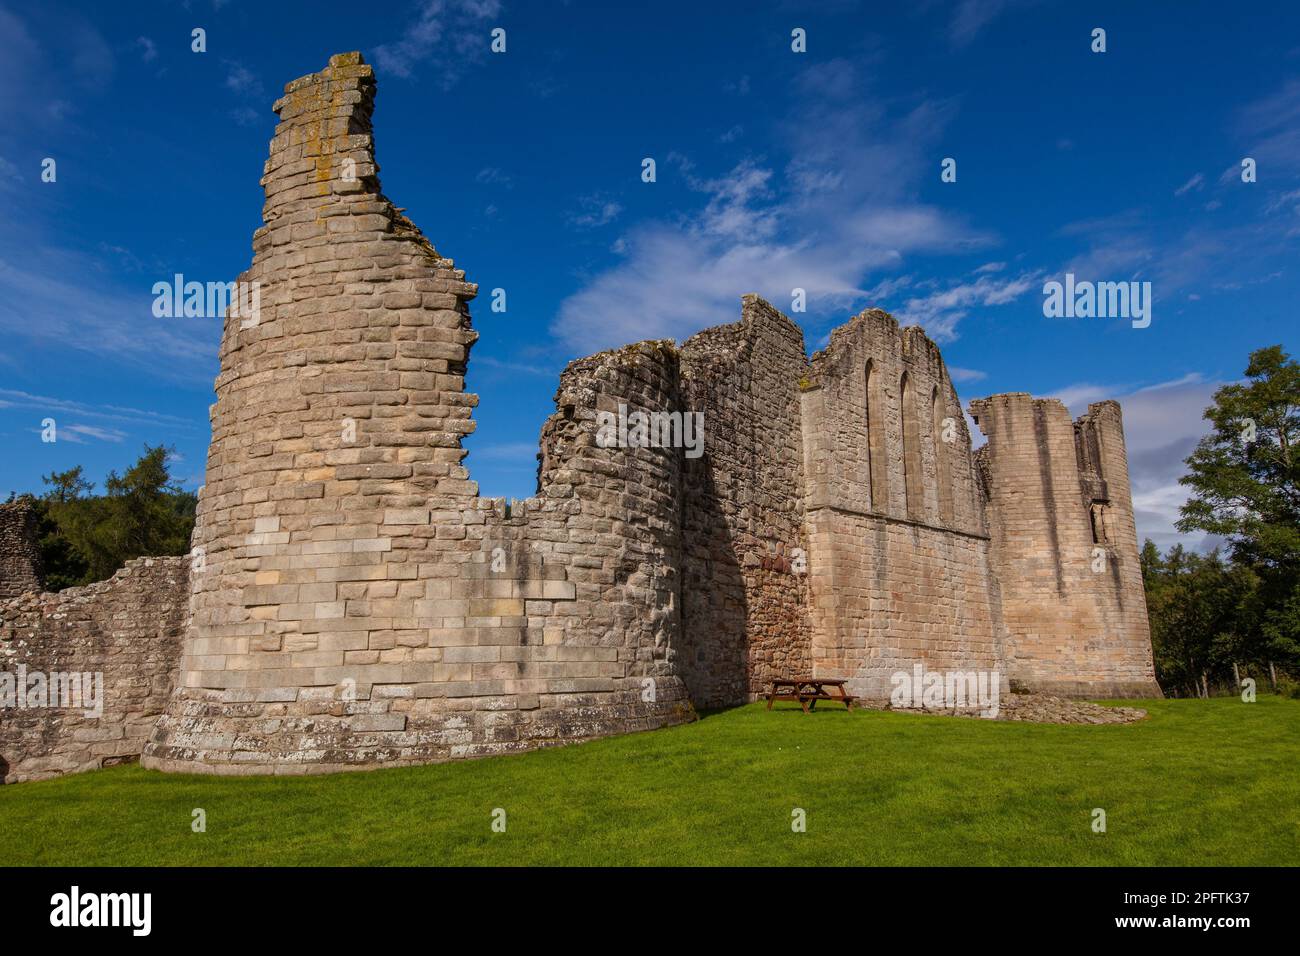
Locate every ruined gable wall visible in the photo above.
<box><xmin>143</xmin><ymin>54</ymin><xmax>692</xmax><ymax>776</ymax></box>
<box><xmin>969</xmin><ymin>395</ymin><xmax>1159</xmax><ymax>697</ymax></box>
<box><xmin>0</xmin><ymin>557</ymin><xmax>187</xmax><ymax>783</ymax></box>
<box><xmin>801</xmin><ymin>310</ymin><xmax>1005</xmax><ymax>701</ymax></box>
<box><xmin>0</xmin><ymin>498</ymin><xmax>44</xmax><ymax>601</ymax></box>
<box><xmin>677</xmin><ymin>295</ymin><xmax>812</xmax><ymax>706</ymax></box>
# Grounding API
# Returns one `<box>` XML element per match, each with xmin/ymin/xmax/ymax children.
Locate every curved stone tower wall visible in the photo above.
<box><xmin>142</xmin><ymin>54</ymin><xmax>692</xmax><ymax>775</ymax></box>
<box><xmin>0</xmin><ymin>499</ymin><xmax>44</xmax><ymax>600</ymax></box>
<box><xmin>800</xmin><ymin>310</ymin><xmax>1006</xmax><ymax>701</ymax></box>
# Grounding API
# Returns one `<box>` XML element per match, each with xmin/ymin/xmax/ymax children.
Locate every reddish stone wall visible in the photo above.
<box><xmin>0</xmin><ymin>557</ymin><xmax>187</xmax><ymax>783</ymax></box>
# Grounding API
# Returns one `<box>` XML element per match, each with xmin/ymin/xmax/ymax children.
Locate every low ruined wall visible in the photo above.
<box><xmin>0</xmin><ymin>557</ymin><xmax>187</xmax><ymax>783</ymax></box>
<box><xmin>0</xmin><ymin>498</ymin><xmax>44</xmax><ymax>601</ymax></box>
<box><xmin>804</xmin><ymin>511</ymin><xmax>1005</xmax><ymax>701</ymax></box>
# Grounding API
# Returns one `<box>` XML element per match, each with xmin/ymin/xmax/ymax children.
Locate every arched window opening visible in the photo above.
<box><xmin>900</xmin><ymin>372</ymin><xmax>923</xmax><ymax>519</ymax></box>
<box><xmin>1090</xmin><ymin>500</ymin><xmax>1111</xmax><ymax>545</ymax></box>
<box><xmin>865</xmin><ymin>360</ymin><xmax>886</xmax><ymax>511</ymax></box>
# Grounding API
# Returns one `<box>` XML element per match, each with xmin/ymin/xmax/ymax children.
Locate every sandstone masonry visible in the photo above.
<box><xmin>0</xmin><ymin>53</ymin><xmax>1158</xmax><ymax>782</ymax></box>
<box><xmin>0</xmin><ymin>557</ymin><xmax>187</xmax><ymax>783</ymax></box>
<box><xmin>0</xmin><ymin>498</ymin><xmax>43</xmax><ymax>601</ymax></box>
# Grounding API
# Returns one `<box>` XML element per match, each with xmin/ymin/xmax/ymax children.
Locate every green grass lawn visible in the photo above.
<box><xmin>1</xmin><ymin>696</ymin><xmax>1296</xmax><ymax>866</ymax></box>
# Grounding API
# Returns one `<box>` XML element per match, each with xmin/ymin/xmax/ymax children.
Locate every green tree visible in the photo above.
<box><xmin>1142</xmin><ymin>542</ymin><xmax>1261</xmax><ymax>696</ymax></box>
<box><xmin>99</xmin><ymin>445</ymin><xmax>196</xmax><ymax>571</ymax></box>
<box><xmin>39</xmin><ymin>446</ymin><xmax>197</xmax><ymax>588</ymax></box>
<box><xmin>35</xmin><ymin>467</ymin><xmax>93</xmax><ymax>590</ymax></box>
<box><xmin>1177</xmin><ymin>344</ymin><xmax>1300</xmax><ymax>568</ymax></box>
<box><xmin>1174</xmin><ymin>344</ymin><xmax>1300</xmax><ymax>682</ymax></box>
<box><xmin>43</xmin><ymin>465</ymin><xmax>92</xmax><ymax>503</ymax></box>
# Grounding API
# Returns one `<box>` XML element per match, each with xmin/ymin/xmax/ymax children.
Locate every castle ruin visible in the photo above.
<box><xmin>0</xmin><ymin>54</ymin><xmax>1158</xmax><ymax>783</ymax></box>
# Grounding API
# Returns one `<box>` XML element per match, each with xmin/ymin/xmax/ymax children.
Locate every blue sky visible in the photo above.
<box><xmin>0</xmin><ymin>0</ymin><xmax>1296</xmax><ymax>551</ymax></box>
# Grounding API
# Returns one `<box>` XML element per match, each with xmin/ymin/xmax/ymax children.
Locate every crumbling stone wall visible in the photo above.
<box><xmin>969</xmin><ymin>395</ymin><xmax>1159</xmax><ymax>697</ymax></box>
<box><xmin>142</xmin><ymin>54</ymin><xmax>692</xmax><ymax>776</ymax></box>
<box><xmin>0</xmin><ymin>498</ymin><xmax>44</xmax><ymax>600</ymax></box>
<box><xmin>678</xmin><ymin>296</ymin><xmax>812</xmax><ymax>707</ymax></box>
<box><xmin>0</xmin><ymin>557</ymin><xmax>187</xmax><ymax>783</ymax></box>
<box><xmin>800</xmin><ymin>310</ymin><xmax>1006</xmax><ymax>701</ymax></box>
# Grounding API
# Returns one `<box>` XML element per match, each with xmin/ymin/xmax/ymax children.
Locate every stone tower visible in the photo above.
<box><xmin>970</xmin><ymin>396</ymin><xmax>1158</xmax><ymax>697</ymax></box>
<box><xmin>0</xmin><ymin>498</ymin><xmax>44</xmax><ymax>600</ymax></box>
<box><xmin>142</xmin><ymin>54</ymin><xmax>694</xmax><ymax>774</ymax></box>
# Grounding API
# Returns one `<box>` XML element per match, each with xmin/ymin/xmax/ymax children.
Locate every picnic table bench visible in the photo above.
<box><xmin>766</xmin><ymin>677</ymin><xmax>856</xmax><ymax>712</ymax></box>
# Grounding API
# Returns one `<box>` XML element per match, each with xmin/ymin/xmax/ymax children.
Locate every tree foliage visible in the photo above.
<box><xmin>1144</xmin><ymin>345</ymin><xmax>1300</xmax><ymax>695</ymax></box>
<box><xmin>1177</xmin><ymin>344</ymin><xmax>1300</xmax><ymax>568</ymax></box>
<box><xmin>31</xmin><ymin>445</ymin><xmax>197</xmax><ymax>590</ymax></box>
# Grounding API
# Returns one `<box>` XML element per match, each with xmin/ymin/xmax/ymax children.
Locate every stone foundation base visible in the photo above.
<box><xmin>141</xmin><ymin>680</ymin><xmax>696</xmax><ymax>776</ymax></box>
<box><xmin>997</xmin><ymin>694</ymin><xmax>1148</xmax><ymax>724</ymax></box>
<box><xmin>1007</xmin><ymin>677</ymin><xmax>1163</xmax><ymax>699</ymax></box>
<box><xmin>844</xmin><ymin>670</ymin><xmax>1011</xmax><ymax>706</ymax></box>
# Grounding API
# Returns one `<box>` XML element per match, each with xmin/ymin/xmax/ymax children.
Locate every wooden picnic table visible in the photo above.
<box><xmin>766</xmin><ymin>677</ymin><xmax>856</xmax><ymax>713</ymax></box>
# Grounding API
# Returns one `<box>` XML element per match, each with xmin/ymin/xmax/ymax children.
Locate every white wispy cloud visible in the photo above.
<box><xmin>59</xmin><ymin>424</ymin><xmax>127</xmax><ymax>444</ymax></box>
<box><xmin>1233</xmin><ymin>77</ymin><xmax>1300</xmax><ymax>175</ymax></box>
<box><xmin>0</xmin><ymin>6</ymin><xmax>113</xmax><ymax>125</ymax></box>
<box><xmin>552</xmin><ymin>58</ymin><xmax>989</xmax><ymax>352</ymax></box>
<box><xmin>948</xmin><ymin>366</ymin><xmax>988</xmax><ymax>383</ymax></box>
<box><xmin>470</xmin><ymin>355</ymin><xmax>555</xmax><ymax>377</ymax></box>
<box><xmin>1264</xmin><ymin>187</ymin><xmax>1300</xmax><ymax>216</ymax></box>
<box><xmin>372</xmin><ymin>0</ymin><xmax>502</xmax><ymax>86</ymax></box>
<box><xmin>1174</xmin><ymin>172</ymin><xmax>1204</xmax><ymax>196</ymax></box>
<box><xmin>0</xmin><ymin>389</ymin><xmax>198</xmax><ymax>431</ymax></box>
<box><xmin>948</xmin><ymin>0</ymin><xmax>1034</xmax><ymax>48</ymax></box>
<box><xmin>224</xmin><ymin>60</ymin><xmax>264</xmax><ymax>99</ymax></box>
<box><xmin>894</xmin><ymin>271</ymin><xmax>1041</xmax><ymax>343</ymax></box>
<box><xmin>0</xmin><ymin>155</ymin><xmax>19</xmax><ymax>191</ymax></box>
<box><xmin>1053</xmin><ymin>193</ymin><xmax>1300</xmax><ymax>306</ymax></box>
<box><xmin>475</xmin><ymin>166</ymin><xmax>513</xmax><ymax>188</ymax></box>
<box><xmin>568</xmin><ymin>194</ymin><xmax>623</xmax><ymax>230</ymax></box>
<box><xmin>0</xmin><ymin>250</ymin><xmax>220</xmax><ymax>383</ymax></box>
<box><xmin>466</xmin><ymin>441</ymin><xmax>538</xmax><ymax>462</ymax></box>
